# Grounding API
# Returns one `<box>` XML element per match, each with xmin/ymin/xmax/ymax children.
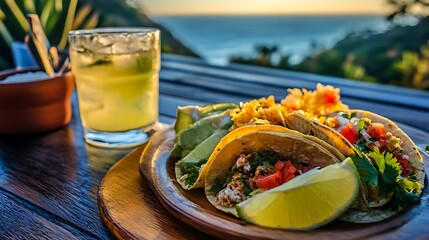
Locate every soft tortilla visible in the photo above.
<box><xmin>204</xmin><ymin>130</ymin><xmax>342</xmax><ymax>217</ymax></box>
<box><xmin>286</xmin><ymin>109</ymin><xmax>425</xmax><ymax>223</ymax></box>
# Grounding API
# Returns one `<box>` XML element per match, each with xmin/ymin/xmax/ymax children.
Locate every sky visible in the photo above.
<box><xmin>140</xmin><ymin>0</ymin><xmax>389</xmax><ymax>16</ymax></box>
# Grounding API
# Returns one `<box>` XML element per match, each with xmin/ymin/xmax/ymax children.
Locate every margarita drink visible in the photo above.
<box><xmin>69</xmin><ymin>28</ymin><xmax>160</xmax><ymax>147</ymax></box>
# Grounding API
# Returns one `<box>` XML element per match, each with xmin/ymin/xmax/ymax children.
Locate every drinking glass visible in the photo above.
<box><xmin>68</xmin><ymin>28</ymin><xmax>160</xmax><ymax>148</ymax></box>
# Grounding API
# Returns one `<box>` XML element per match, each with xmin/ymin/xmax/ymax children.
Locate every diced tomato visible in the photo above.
<box><xmin>378</xmin><ymin>138</ymin><xmax>387</xmax><ymax>148</ymax></box>
<box><xmin>283</xmin><ymin>172</ymin><xmax>295</xmax><ymax>183</ymax></box>
<box><xmin>367</xmin><ymin>123</ymin><xmax>386</xmax><ymax>139</ymax></box>
<box><xmin>367</xmin><ymin>139</ymin><xmax>387</xmax><ymax>151</ymax></box>
<box><xmin>283</xmin><ymin>160</ymin><xmax>294</xmax><ymax>170</ymax></box>
<box><xmin>307</xmin><ymin>164</ymin><xmax>316</xmax><ymax>171</ymax></box>
<box><xmin>339</xmin><ymin>122</ymin><xmax>358</xmax><ymax>144</ymax></box>
<box><xmin>395</xmin><ymin>154</ymin><xmax>409</xmax><ymax>168</ymax></box>
<box><xmin>325</xmin><ymin>89</ymin><xmax>337</xmax><ymax>104</ymax></box>
<box><xmin>274</xmin><ymin>160</ymin><xmax>284</xmax><ymax>171</ymax></box>
<box><xmin>296</xmin><ymin>163</ymin><xmax>317</xmax><ymax>174</ymax></box>
<box><xmin>255</xmin><ymin>171</ymin><xmax>282</xmax><ymax>190</ymax></box>
<box><xmin>402</xmin><ymin>166</ymin><xmax>413</xmax><ymax>177</ymax></box>
<box><xmin>283</xmin><ymin>161</ymin><xmax>296</xmax><ymax>173</ymax></box>
<box><xmin>394</xmin><ymin>154</ymin><xmax>414</xmax><ymax>176</ymax></box>
<box><xmin>281</xmin><ymin>160</ymin><xmax>297</xmax><ymax>183</ymax></box>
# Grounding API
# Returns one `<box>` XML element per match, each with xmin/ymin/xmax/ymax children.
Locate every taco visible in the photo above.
<box><xmin>286</xmin><ymin>110</ymin><xmax>425</xmax><ymax>222</ymax></box>
<box><xmin>204</xmin><ymin>127</ymin><xmax>343</xmax><ymax>217</ymax></box>
<box><xmin>176</xmin><ymin>124</ymin><xmax>345</xmax><ymax>190</ymax></box>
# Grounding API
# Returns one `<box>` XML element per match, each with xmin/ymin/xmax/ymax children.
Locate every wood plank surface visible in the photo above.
<box><xmin>0</xmin><ymin>191</ymin><xmax>87</xmax><ymax>239</ymax></box>
<box><xmin>0</xmin><ymin>113</ymin><xmax>128</xmax><ymax>239</ymax></box>
<box><xmin>98</xmin><ymin>144</ymin><xmax>214</xmax><ymax>240</ymax></box>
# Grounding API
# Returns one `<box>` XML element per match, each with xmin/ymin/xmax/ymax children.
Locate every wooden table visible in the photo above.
<box><xmin>0</xmin><ymin>54</ymin><xmax>428</xmax><ymax>239</ymax></box>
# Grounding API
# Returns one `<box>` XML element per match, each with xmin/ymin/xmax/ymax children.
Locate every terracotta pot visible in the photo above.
<box><xmin>0</xmin><ymin>68</ymin><xmax>75</xmax><ymax>135</ymax></box>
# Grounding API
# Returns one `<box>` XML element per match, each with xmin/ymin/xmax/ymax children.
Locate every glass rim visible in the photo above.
<box><xmin>68</xmin><ymin>27</ymin><xmax>159</xmax><ymax>36</ymax></box>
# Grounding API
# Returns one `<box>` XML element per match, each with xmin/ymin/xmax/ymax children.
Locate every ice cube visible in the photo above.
<box><xmin>111</xmin><ymin>36</ymin><xmax>135</xmax><ymax>54</ymax></box>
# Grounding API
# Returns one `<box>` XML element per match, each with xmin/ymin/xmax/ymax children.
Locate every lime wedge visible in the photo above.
<box><xmin>236</xmin><ymin>158</ymin><xmax>359</xmax><ymax>230</ymax></box>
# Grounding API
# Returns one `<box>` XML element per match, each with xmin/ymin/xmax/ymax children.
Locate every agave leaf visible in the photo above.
<box><xmin>82</xmin><ymin>12</ymin><xmax>100</xmax><ymax>29</ymax></box>
<box><xmin>40</xmin><ymin>0</ymin><xmax>54</xmax><ymax>28</ymax></box>
<box><xmin>4</xmin><ymin>0</ymin><xmax>29</xmax><ymax>32</ymax></box>
<box><xmin>24</xmin><ymin>0</ymin><xmax>36</xmax><ymax>13</ymax></box>
<box><xmin>43</xmin><ymin>0</ymin><xmax>62</xmax><ymax>36</ymax></box>
<box><xmin>58</xmin><ymin>0</ymin><xmax>78</xmax><ymax>48</ymax></box>
<box><xmin>0</xmin><ymin>9</ymin><xmax>5</xmax><ymax>20</ymax></box>
<box><xmin>0</xmin><ymin>20</ymin><xmax>14</xmax><ymax>45</ymax></box>
<box><xmin>73</xmin><ymin>4</ymin><xmax>93</xmax><ymax>29</ymax></box>
<box><xmin>55</xmin><ymin>0</ymin><xmax>63</xmax><ymax>12</ymax></box>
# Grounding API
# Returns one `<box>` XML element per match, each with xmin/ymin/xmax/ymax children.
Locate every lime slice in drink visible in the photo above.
<box><xmin>236</xmin><ymin>158</ymin><xmax>359</xmax><ymax>230</ymax></box>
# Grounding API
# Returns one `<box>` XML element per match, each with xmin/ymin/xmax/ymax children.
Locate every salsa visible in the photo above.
<box><xmin>325</xmin><ymin>113</ymin><xmax>415</xmax><ymax>178</ymax></box>
<box><xmin>214</xmin><ymin>151</ymin><xmax>316</xmax><ymax>207</ymax></box>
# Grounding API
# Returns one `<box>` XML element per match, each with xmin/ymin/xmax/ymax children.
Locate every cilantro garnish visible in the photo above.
<box><xmin>368</xmin><ymin>147</ymin><xmax>401</xmax><ymax>176</ymax></box>
<box><xmin>350</xmin><ymin>154</ymin><xmax>378</xmax><ymax>188</ymax></box>
<box><xmin>208</xmin><ymin>178</ymin><xmax>226</xmax><ymax>193</ymax></box>
<box><xmin>397</xmin><ymin>176</ymin><xmax>422</xmax><ymax>194</ymax></box>
<box><xmin>250</xmin><ymin>151</ymin><xmax>281</xmax><ymax>169</ymax></box>
<box><xmin>183</xmin><ymin>165</ymin><xmax>200</xmax><ymax>186</ymax></box>
<box><xmin>181</xmin><ymin>159</ymin><xmax>206</xmax><ymax>186</ymax></box>
<box><xmin>340</xmin><ymin>112</ymin><xmax>356</xmax><ymax>120</ymax></box>
<box><xmin>353</xmin><ymin>146</ymin><xmax>422</xmax><ymax>209</ymax></box>
<box><xmin>357</xmin><ymin>119</ymin><xmax>365</xmax><ymax>131</ymax></box>
<box><xmin>391</xmin><ymin>185</ymin><xmax>420</xmax><ymax>210</ymax></box>
<box><xmin>357</xmin><ymin>118</ymin><xmax>371</xmax><ymax>131</ymax></box>
<box><xmin>426</xmin><ymin>145</ymin><xmax>429</xmax><ymax>154</ymax></box>
<box><xmin>351</xmin><ymin>146</ymin><xmax>421</xmax><ymax>209</ymax></box>
<box><xmin>244</xmin><ymin>184</ymin><xmax>253</xmax><ymax>195</ymax></box>
<box><xmin>355</xmin><ymin>140</ymin><xmax>371</xmax><ymax>152</ymax></box>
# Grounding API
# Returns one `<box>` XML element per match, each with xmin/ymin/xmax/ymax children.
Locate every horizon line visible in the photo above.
<box><xmin>149</xmin><ymin>12</ymin><xmax>387</xmax><ymax>17</ymax></box>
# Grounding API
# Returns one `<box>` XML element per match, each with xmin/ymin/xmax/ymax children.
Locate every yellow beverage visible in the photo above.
<box><xmin>70</xmin><ymin>50</ymin><xmax>159</xmax><ymax>132</ymax></box>
<box><xmin>68</xmin><ymin>28</ymin><xmax>160</xmax><ymax>148</ymax></box>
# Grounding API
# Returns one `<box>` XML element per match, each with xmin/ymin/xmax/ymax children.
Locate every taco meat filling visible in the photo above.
<box><xmin>214</xmin><ymin>151</ymin><xmax>316</xmax><ymax>207</ymax></box>
<box><xmin>324</xmin><ymin>112</ymin><xmax>416</xmax><ymax>179</ymax></box>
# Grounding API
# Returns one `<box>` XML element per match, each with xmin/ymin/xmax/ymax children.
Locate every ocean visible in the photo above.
<box><xmin>152</xmin><ymin>15</ymin><xmax>389</xmax><ymax>65</ymax></box>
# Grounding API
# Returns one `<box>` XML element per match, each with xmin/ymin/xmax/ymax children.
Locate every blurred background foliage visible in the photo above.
<box><xmin>0</xmin><ymin>0</ymin><xmax>197</xmax><ymax>70</ymax></box>
<box><xmin>1</xmin><ymin>0</ymin><xmax>428</xmax><ymax>90</ymax></box>
<box><xmin>230</xmin><ymin>0</ymin><xmax>429</xmax><ymax>90</ymax></box>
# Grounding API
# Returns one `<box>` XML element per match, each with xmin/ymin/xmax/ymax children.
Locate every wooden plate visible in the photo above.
<box><xmin>138</xmin><ymin>125</ymin><xmax>429</xmax><ymax>240</ymax></box>
<box><xmin>98</xmin><ymin>143</ymin><xmax>215</xmax><ymax>239</ymax></box>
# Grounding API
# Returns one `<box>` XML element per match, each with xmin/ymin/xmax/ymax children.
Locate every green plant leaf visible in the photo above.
<box><xmin>40</xmin><ymin>0</ymin><xmax>54</xmax><ymax>28</ymax></box>
<box><xmin>72</xmin><ymin>4</ymin><xmax>93</xmax><ymax>29</ymax></box>
<box><xmin>58</xmin><ymin>0</ymin><xmax>78</xmax><ymax>48</ymax></box>
<box><xmin>0</xmin><ymin>20</ymin><xmax>14</xmax><ymax>45</ymax></box>
<box><xmin>54</xmin><ymin>0</ymin><xmax>63</xmax><ymax>12</ymax></box>
<box><xmin>4</xmin><ymin>0</ymin><xmax>29</xmax><ymax>32</ymax></box>
<box><xmin>82</xmin><ymin>12</ymin><xmax>99</xmax><ymax>29</ymax></box>
<box><xmin>24</xmin><ymin>0</ymin><xmax>36</xmax><ymax>13</ymax></box>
